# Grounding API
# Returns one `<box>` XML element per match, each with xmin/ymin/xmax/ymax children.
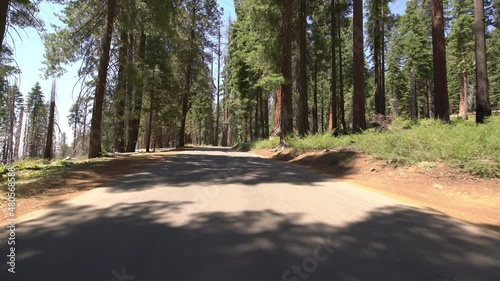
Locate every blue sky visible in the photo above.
<box><xmin>9</xmin><ymin>0</ymin><xmax>405</xmax><ymax>143</ymax></box>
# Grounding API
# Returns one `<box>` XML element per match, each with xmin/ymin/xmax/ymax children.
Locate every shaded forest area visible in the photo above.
<box><xmin>0</xmin><ymin>0</ymin><xmax>498</xmax><ymax>162</ymax></box>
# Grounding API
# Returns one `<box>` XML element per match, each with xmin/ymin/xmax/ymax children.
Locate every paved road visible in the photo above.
<box><xmin>1</xmin><ymin>147</ymin><xmax>500</xmax><ymax>281</ymax></box>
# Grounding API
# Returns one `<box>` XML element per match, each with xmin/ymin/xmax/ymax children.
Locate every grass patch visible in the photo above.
<box><xmin>244</xmin><ymin>116</ymin><xmax>500</xmax><ymax>177</ymax></box>
<box><xmin>285</xmin><ymin>134</ymin><xmax>353</xmax><ymax>153</ymax></box>
<box><xmin>0</xmin><ymin>157</ymin><xmax>115</xmax><ymax>197</ymax></box>
<box><xmin>234</xmin><ymin>138</ymin><xmax>280</xmax><ymax>151</ymax></box>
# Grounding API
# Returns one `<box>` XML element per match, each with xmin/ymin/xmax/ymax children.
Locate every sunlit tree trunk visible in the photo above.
<box><xmin>89</xmin><ymin>0</ymin><xmax>117</xmax><ymax>158</ymax></box>
<box><xmin>44</xmin><ymin>81</ymin><xmax>56</xmax><ymax>159</ymax></box>
<box><xmin>221</xmin><ymin>102</ymin><xmax>228</xmax><ymax>146</ymax></box>
<box><xmin>374</xmin><ymin>0</ymin><xmax>386</xmax><ymax>116</ymax></box>
<box><xmin>459</xmin><ymin>69</ymin><xmax>468</xmax><ymax>119</ymax></box>
<box><xmin>114</xmin><ymin>31</ymin><xmax>127</xmax><ymax>152</ymax></box>
<box><xmin>353</xmin><ymin>0</ymin><xmax>366</xmax><ymax>132</ymax></box>
<box><xmin>338</xmin><ymin>10</ymin><xmax>346</xmax><ymax>133</ymax></box>
<box><xmin>14</xmin><ymin>106</ymin><xmax>23</xmax><ymax>160</ymax></box>
<box><xmin>273</xmin><ymin>0</ymin><xmax>293</xmax><ymax>142</ymax></box>
<box><xmin>207</xmin><ymin>60</ymin><xmax>214</xmax><ymax>145</ymax></box>
<box><xmin>312</xmin><ymin>57</ymin><xmax>318</xmax><ymax>134</ymax></box>
<box><xmin>297</xmin><ymin>0</ymin><xmax>308</xmax><ymax>136</ymax></box>
<box><xmin>329</xmin><ymin>0</ymin><xmax>337</xmax><ymax>132</ymax></box>
<box><xmin>431</xmin><ymin>0</ymin><xmax>450</xmax><ymax>121</ymax></box>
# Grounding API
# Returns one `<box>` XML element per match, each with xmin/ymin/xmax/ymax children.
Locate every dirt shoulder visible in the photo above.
<box><xmin>251</xmin><ymin>148</ymin><xmax>500</xmax><ymax>232</ymax></box>
<box><xmin>0</xmin><ymin>152</ymin><xmax>174</xmax><ymax>224</ymax></box>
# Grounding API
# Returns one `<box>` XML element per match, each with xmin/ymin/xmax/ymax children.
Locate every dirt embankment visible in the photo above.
<box><xmin>252</xmin><ymin>148</ymin><xmax>500</xmax><ymax>232</ymax></box>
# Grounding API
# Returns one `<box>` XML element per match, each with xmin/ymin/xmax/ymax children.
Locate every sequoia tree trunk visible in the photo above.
<box><xmin>88</xmin><ymin>0</ymin><xmax>117</xmax><ymax>158</ymax></box>
<box><xmin>431</xmin><ymin>0</ymin><xmax>450</xmax><ymax>121</ymax></box>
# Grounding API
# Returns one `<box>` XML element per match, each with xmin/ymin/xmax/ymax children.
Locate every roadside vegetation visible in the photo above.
<box><xmin>0</xmin><ymin>157</ymin><xmax>115</xmax><ymax>197</ymax></box>
<box><xmin>242</xmin><ymin>116</ymin><xmax>500</xmax><ymax>177</ymax></box>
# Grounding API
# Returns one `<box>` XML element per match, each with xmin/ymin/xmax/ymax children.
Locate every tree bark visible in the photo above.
<box><xmin>353</xmin><ymin>0</ymin><xmax>366</xmax><ymax>132</ymax></box>
<box><xmin>459</xmin><ymin>70</ymin><xmax>468</xmax><ymax>119</ymax></box>
<box><xmin>221</xmin><ymin>104</ymin><xmax>228</xmax><ymax>146</ymax></box>
<box><xmin>179</xmin><ymin>7</ymin><xmax>197</xmax><ymax>147</ymax></box>
<box><xmin>23</xmin><ymin>116</ymin><xmax>29</xmax><ymax>158</ymax></box>
<box><xmin>312</xmin><ymin>57</ymin><xmax>318</xmax><ymax>134</ymax></box>
<box><xmin>424</xmin><ymin>80</ymin><xmax>430</xmax><ymax>118</ymax></box>
<box><xmin>82</xmin><ymin>99</ymin><xmax>88</xmax><ymax>154</ymax></box>
<box><xmin>126</xmin><ymin>31</ymin><xmax>146</xmax><ymax>152</ymax></box>
<box><xmin>431</xmin><ymin>0</ymin><xmax>450</xmax><ymax>121</ymax></box>
<box><xmin>179</xmin><ymin>61</ymin><xmax>192</xmax><ymax>147</ymax></box>
<box><xmin>44</xmin><ymin>82</ymin><xmax>56</xmax><ymax>159</ymax></box>
<box><xmin>381</xmin><ymin>3</ymin><xmax>386</xmax><ymax>115</ymax></box>
<box><xmin>214</xmin><ymin>24</ymin><xmax>222</xmax><ymax>146</ymax></box>
<box><xmin>14</xmin><ymin>106</ymin><xmax>23</xmax><ymax>160</ymax></box>
<box><xmin>0</xmin><ymin>0</ymin><xmax>9</xmax><ymax>57</ymax></box>
<box><xmin>88</xmin><ymin>0</ymin><xmax>117</xmax><ymax>158</ymax></box>
<box><xmin>248</xmin><ymin>105</ymin><xmax>253</xmax><ymax>140</ymax></box>
<box><xmin>297</xmin><ymin>0</ymin><xmax>308</xmax><ymax>136</ymax></box>
<box><xmin>411</xmin><ymin>69</ymin><xmax>418</xmax><ymax>120</ymax></box>
<box><xmin>264</xmin><ymin>95</ymin><xmax>269</xmax><ymax>138</ymax></box>
<box><xmin>29</xmin><ymin>96</ymin><xmax>39</xmax><ymax>158</ymax></box>
<box><xmin>474</xmin><ymin>0</ymin><xmax>491</xmax><ymax>123</ymax></box>
<box><xmin>272</xmin><ymin>87</ymin><xmax>283</xmax><ymax>137</ymax></box>
<box><xmin>254</xmin><ymin>89</ymin><xmax>260</xmax><ymax>139</ymax></box>
<box><xmin>114</xmin><ymin>32</ymin><xmax>127</xmax><ymax>152</ymax></box>
<box><xmin>375</xmin><ymin>0</ymin><xmax>386</xmax><ymax>116</ymax></box>
<box><xmin>329</xmin><ymin>0</ymin><xmax>338</xmax><ymax>132</ymax></box>
<box><xmin>207</xmin><ymin>70</ymin><xmax>214</xmax><ymax>145</ymax></box>
<box><xmin>338</xmin><ymin>9</ymin><xmax>346</xmax><ymax>133</ymax></box>
<box><xmin>259</xmin><ymin>88</ymin><xmax>265</xmax><ymax>138</ymax></box>
<box><xmin>273</xmin><ymin>0</ymin><xmax>293</xmax><ymax>142</ymax></box>
<box><xmin>146</xmin><ymin>94</ymin><xmax>154</xmax><ymax>152</ymax></box>
<box><xmin>320</xmin><ymin>95</ymin><xmax>324</xmax><ymax>132</ymax></box>
<box><xmin>5</xmin><ymin>85</ymin><xmax>15</xmax><ymax>162</ymax></box>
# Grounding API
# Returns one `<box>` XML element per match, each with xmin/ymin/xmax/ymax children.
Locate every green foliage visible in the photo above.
<box><xmin>251</xmin><ymin>137</ymin><xmax>280</xmax><ymax>150</ymax></box>
<box><xmin>249</xmin><ymin>117</ymin><xmax>500</xmax><ymax>177</ymax></box>
<box><xmin>386</xmin><ymin>22</ymin><xmax>409</xmax><ymax>116</ymax></box>
<box><xmin>385</xmin><ymin>0</ymin><xmax>432</xmax><ymax>118</ymax></box>
<box><xmin>42</xmin><ymin>0</ymin><xmax>104</xmax><ymax>78</ymax></box>
<box><xmin>284</xmin><ymin>133</ymin><xmax>352</xmax><ymax>153</ymax></box>
<box><xmin>0</xmin><ymin>156</ymin><xmax>114</xmax><ymax>197</ymax></box>
<box><xmin>8</xmin><ymin>0</ymin><xmax>44</xmax><ymax>31</ymax></box>
<box><xmin>487</xmin><ymin>28</ymin><xmax>500</xmax><ymax>108</ymax></box>
<box><xmin>446</xmin><ymin>0</ymin><xmax>475</xmax><ymax>113</ymax></box>
<box><xmin>353</xmin><ymin>118</ymin><xmax>500</xmax><ymax>177</ymax></box>
<box><xmin>224</xmin><ymin>1</ymin><xmax>278</xmax><ymax>143</ymax></box>
<box><xmin>25</xmin><ymin>82</ymin><xmax>48</xmax><ymax>158</ymax></box>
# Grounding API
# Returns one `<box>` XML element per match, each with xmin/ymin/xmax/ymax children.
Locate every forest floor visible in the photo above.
<box><xmin>251</xmin><ymin>147</ymin><xmax>500</xmax><ymax>232</ymax></box>
<box><xmin>0</xmin><ymin>152</ymin><xmax>173</xmax><ymax>224</ymax></box>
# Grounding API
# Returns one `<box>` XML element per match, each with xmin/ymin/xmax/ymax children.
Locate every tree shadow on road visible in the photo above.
<box><xmin>1</xmin><ymin>201</ymin><xmax>499</xmax><ymax>281</ymax></box>
<box><xmin>102</xmin><ymin>148</ymin><xmax>337</xmax><ymax>192</ymax></box>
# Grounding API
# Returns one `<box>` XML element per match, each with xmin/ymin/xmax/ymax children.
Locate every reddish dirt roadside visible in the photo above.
<box><xmin>0</xmin><ymin>152</ymin><xmax>174</xmax><ymax>224</ymax></box>
<box><xmin>252</xmin><ymin>148</ymin><xmax>500</xmax><ymax>232</ymax></box>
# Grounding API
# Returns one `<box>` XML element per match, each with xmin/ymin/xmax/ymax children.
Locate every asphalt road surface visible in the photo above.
<box><xmin>1</xmin><ymin>147</ymin><xmax>499</xmax><ymax>281</ymax></box>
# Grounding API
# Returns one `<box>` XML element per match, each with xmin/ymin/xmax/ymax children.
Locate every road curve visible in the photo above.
<box><xmin>1</xmin><ymin>147</ymin><xmax>499</xmax><ymax>281</ymax></box>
